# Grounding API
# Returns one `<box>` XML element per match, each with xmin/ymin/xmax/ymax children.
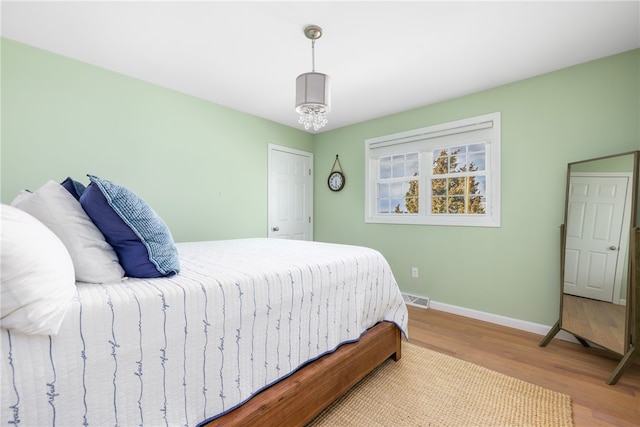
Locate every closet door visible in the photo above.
<box><xmin>268</xmin><ymin>144</ymin><xmax>313</xmax><ymax>240</ymax></box>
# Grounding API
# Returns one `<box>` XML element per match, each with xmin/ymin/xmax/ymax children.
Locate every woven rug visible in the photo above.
<box><xmin>308</xmin><ymin>342</ymin><xmax>573</xmax><ymax>427</ymax></box>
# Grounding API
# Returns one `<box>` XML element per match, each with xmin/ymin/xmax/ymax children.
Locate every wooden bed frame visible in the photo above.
<box><xmin>204</xmin><ymin>321</ymin><xmax>402</xmax><ymax>426</ymax></box>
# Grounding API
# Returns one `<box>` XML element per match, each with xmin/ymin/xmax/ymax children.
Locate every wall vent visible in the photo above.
<box><xmin>402</xmin><ymin>292</ymin><xmax>430</xmax><ymax>309</ymax></box>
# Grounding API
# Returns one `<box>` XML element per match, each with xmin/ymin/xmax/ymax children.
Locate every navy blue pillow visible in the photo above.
<box><xmin>61</xmin><ymin>177</ymin><xmax>86</xmax><ymax>200</ymax></box>
<box><xmin>79</xmin><ymin>175</ymin><xmax>180</xmax><ymax>278</ymax></box>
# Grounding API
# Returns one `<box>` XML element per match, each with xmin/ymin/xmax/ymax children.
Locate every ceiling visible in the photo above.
<box><xmin>2</xmin><ymin>1</ymin><xmax>639</xmax><ymax>133</ymax></box>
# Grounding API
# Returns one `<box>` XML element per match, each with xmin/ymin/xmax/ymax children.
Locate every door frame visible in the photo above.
<box><xmin>267</xmin><ymin>144</ymin><xmax>314</xmax><ymax>240</ymax></box>
<box><xmin>570</xmin><ymin>172</ymin><xmax>633</xmax><ymax>305</ymax></box>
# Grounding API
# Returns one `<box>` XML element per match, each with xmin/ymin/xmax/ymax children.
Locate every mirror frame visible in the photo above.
<box><xmin>540</xmin><ymin>151</ymin><xmax>639</xmax><ymax>385</ymax></box>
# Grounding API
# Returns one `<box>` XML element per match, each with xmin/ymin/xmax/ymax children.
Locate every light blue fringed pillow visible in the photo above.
<box><xmin>79</xmin><ymin>175</ymin><xmax>180</xmax><ymax>278</ymax></box>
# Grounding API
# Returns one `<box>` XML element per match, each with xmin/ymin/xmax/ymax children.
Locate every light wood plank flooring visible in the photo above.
<box><xmin>562</xmin><ymin>294</ymin><xmax>626</xmax><ymax>355</ymax></box>
<box><xmin>407</xmin><ymin>305</ymin><xmax>640</xmax><ymax>427</ymax></box>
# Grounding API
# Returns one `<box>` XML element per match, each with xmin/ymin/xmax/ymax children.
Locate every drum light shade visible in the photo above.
<box><xmin>296</xmin><ymin>72</ymin><xmax>331</xmax><ymax>131</ymax></box>
<box><xmin>295</xmin><ymin>25</ymin><xmax>330</xmax><ymax>131</ymax></box>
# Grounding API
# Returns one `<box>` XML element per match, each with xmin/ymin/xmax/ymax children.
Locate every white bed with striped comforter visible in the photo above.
<box><xmin>1</xmin><ymin>238</ymin><xmax>408</xmax><ymax>426</ymax></box>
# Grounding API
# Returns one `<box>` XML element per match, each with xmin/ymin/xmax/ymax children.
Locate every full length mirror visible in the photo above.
<box><xmin>541</xmin><ymin>151</ymin><xmax>639</xmax><ymax>384</ymax></box>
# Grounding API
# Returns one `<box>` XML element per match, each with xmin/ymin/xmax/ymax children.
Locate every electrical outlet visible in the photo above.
<box><xmin>411</xmin><ymin>267</ymin><xmax>419</xmax><ymax>278</ymax></box>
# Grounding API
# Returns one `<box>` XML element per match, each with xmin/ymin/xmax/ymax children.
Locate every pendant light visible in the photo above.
<box><xmin>296</xmin><ymin>25</ymin><xmax>331</xmax><ymax>131</ymax></box>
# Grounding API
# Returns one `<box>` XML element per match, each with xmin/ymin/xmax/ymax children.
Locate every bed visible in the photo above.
<box><xmin>1</xmin><ymin>237</ymin><xmax>408</xmax><ymax>426</ymax></box>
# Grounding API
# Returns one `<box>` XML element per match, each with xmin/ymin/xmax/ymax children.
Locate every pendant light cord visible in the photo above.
<box><xmin>311</xmin><ymin>39</ymin><xmax>316</xmax><ymax>72</ymax></box>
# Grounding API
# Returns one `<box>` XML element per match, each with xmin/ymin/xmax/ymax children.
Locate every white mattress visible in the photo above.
<box><xmin>1</xmin><ymin>238</ymin><xmax>408</xmax><ymax>426</ymax></box>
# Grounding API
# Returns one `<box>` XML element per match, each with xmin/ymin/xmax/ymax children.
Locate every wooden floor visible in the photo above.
<box><xmin>407</xmin><ymin>306</ymin><xmax>640</xmax><ymax>427</ymax></box>
<box><xmin>562</xmin><ymin>294</ymin><xmax>626</xmax><ymax>354</ymax></box>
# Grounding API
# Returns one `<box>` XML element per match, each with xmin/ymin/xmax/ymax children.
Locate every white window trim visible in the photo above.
<box><xmin>364</xmin><ymin>112</ymin><xmax>501</xmax><ymax>227</ymax></box>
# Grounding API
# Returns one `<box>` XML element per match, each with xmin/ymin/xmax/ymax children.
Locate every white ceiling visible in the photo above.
<box><xmin>2</xmin><ymin>1</ymin><xmax>639</xmax><ymax>133</ymax></box>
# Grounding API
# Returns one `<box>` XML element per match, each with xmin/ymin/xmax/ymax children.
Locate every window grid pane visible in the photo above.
<box><xmin>376</xmin><ymin>153</ymin><xmax>420</xmax><ymax>215</ymax></box>
<box><xmin>432</xmin><ymin>144</ymin><xmax>486</xmax><ymax>175</ymax></box>
<box><xmin>430</xmin><ymin>175</ymin><xmax>486</xmax><ymax>215</ymax></box>
<box><xmin>430</xmin><ymin>143</ymin><xmax>487</xmax><ymax>215</ymax></box>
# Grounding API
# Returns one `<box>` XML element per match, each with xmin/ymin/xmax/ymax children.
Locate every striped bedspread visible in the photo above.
<box><xmin>1</xmin><ymin>238</ymin><xmax>408</xmax><ymax>426</ymax></box>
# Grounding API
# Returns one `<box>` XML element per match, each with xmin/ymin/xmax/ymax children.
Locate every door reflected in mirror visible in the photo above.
<box><xmin>562</xmin><ymin>153</ymin><xmax>635</xmax><ymax>356</ymax></box>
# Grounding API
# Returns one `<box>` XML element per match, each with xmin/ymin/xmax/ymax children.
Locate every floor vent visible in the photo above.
<box><xmin>402</xmin><ymin>293</ymin><xmax>430</xmax><ymax>309</ymax></box>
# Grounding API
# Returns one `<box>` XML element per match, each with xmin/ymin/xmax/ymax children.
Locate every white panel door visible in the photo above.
<box><xmin>268</xmin><ymin>145</ymin><xmax>313</xmax><ymax>240</ymax></box>
<box><xmin>564</xmin><ymin>175</ymin><xmax>630</xmax><ymax>302</ymax></box>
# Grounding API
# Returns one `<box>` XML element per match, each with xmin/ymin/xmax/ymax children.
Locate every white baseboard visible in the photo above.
<box><xmin>428</xmin><ymin>300</ymin><xmax>579</xmax><ymax>344</ymax></box>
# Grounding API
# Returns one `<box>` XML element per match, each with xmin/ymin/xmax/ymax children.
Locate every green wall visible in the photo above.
<box><xmin>2</xmin><ymin>37</ymin><xmax>638</xmax><ymax>327</ymax></box>
<box><xmin>1</xmin><ymin>38</ymin><xmax>313</xmax><ymax>242</ymax></box>
<box><xmin>312</xmin><ymin>49</ymin><xmax>640</xmax><ymax>325</ymax></box>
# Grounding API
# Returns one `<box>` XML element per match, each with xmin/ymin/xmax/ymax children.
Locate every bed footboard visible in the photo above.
<box><xmin>205</xmin><ymin>321</ymin><xmax>402</xmax><ymax>427</ymax></box>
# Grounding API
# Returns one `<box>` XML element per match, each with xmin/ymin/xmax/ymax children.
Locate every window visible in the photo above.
<box><xmin>365</xmin><ymin>112</ymin><xmax>500</xmax><ymax>227</ymax></box>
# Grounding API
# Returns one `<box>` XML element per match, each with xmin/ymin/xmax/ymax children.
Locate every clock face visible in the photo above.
<box><xmin>328</xmin><ymin>171</ymin><xmax>345</xmax><ymax>191</ymax></box>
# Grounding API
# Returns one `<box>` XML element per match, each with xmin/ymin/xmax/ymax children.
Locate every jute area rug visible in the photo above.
<box><xmin>307</xmin><ymin>342</ymin><xmax>573</xmax><ymax>427</ymax></box>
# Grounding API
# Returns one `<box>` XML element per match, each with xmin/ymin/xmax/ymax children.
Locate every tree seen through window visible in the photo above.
<box><xmin>430</xmin><ymin>147</ymin><xmax>486</xmax><ymax>214</ymax></box>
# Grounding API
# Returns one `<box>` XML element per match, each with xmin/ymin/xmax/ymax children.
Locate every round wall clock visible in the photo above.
<box><xmin>328</xmin><ymin>155</ymin><xmax>346</xmax><ymax>192</ymax></box>
<box><xmin>328</xmin><ymin>170</ymin><xmax>345</xmax><ymax>192</ymax></box>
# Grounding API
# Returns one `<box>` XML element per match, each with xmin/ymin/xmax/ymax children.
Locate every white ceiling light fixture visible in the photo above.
<box><xmin>296</xmin><ymin>25</ymin><xmax>331</xmax><ymax>132</ymax></box>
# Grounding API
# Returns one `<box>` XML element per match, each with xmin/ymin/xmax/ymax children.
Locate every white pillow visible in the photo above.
<box><xmin>11</xmin><ymin>180</ymin><xmax>125</xmax><ymax>283</ymax></box>
<box><xmin>1</xmin><ymin>204</ymin><xmax>76</xmax><ymax>335</ymax></box>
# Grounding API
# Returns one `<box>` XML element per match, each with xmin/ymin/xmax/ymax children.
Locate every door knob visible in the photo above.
<box><xmin>609</xmin><ymin>246</ymin><xmax>618</xmax><ymax>250</ymax></box>
<box><xmin>272</xmin><ymin>226</ymin><xmax>280</xmax><ymax>232</ymax></box>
